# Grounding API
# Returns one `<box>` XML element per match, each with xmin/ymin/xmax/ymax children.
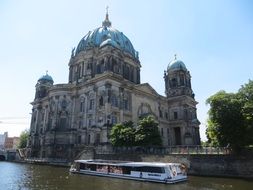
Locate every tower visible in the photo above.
<box><xmin>35</xmin><ymin>72</ymin><xmax>54</xmax><ymax>100</ymax></box>
<box><xmin>164</xmin><ymin>55</ymin><xmax>200</xmax><ymax>145</ymax></box>
<box><xmin>164</xmin><ymin>55</ymin><xmax>194</xmax><ymax>98</ymax></box>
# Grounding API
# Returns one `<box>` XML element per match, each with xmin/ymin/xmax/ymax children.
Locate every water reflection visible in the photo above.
<box><xmin>0</xmin><ymin>162</ymin><xmax>252</xmax><ymax>190</ymax></box>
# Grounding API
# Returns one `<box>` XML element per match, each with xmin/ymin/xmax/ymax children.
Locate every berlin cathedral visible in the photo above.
<box><xmin>28</xmin><ymin>11</ymin><xmax>200</xmax><ymax>159</ymax></box>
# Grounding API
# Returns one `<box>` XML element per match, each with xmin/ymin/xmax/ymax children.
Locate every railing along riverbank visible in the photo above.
<box><xmin>24</xmin><ymin>158</ymin><xmax>71</xmax><ymax>166</ymax></box>
<box><xmin>95</xmin><ymin>145</ymin><xmax>231</xmax><ymax>155</ymax></box>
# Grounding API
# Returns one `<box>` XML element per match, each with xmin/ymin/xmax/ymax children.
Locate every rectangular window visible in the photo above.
<box><xmin>88</xmin><ymin>119</ymin><xmax>92</xmax><ymax>127</ymax></box>
<box><xmin>78</xmin><ymin>135</ymin><xmax>81</xmax><ymax>144</ymax></box>
<box><xmin>174</xmin><ymin>112</ymin><xmax>178</xmax><ymax>120</ymax></box>
<box><xmin>161</xmin><ymin>128</ymin><xmax>164</xmax><ymax>137</ymax></box>
<box><xmin>111</xmin><ymin>115</ymin><xmax>117</xmax><ymax>124</ymax></box>
<box><xmin>123</xmin><ymin>99</ymin><xmax>129</xmax><ymax>110</ymax></box>
<box><xmin>80</xmin><ymin>101</ymin><xmax>84</xmax><ymax>112</ymax></box>
<box><xmin>78</xmin><ymin>120</ymin><xmax>82</xmax><ymax>129</ymax></box>
<box><xmin>159</xmin><ymin>109</ymin><xmax>163</xmax><ymax>118</ymax></box>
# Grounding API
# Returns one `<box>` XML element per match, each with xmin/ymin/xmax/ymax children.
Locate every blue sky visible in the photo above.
<box><xmin>0</xmin><ymin>0</ymin><xmax>253</xmax><ymax>141</ymax></box>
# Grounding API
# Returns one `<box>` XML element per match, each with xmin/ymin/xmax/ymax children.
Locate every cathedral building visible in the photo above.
<box><xmin>28</xmin><ymin>12</ymin><xmax>200</xmax><ymax>159</ymax></box>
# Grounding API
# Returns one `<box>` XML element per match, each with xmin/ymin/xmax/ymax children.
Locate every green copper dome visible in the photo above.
<box><xmin>75</xmin><ymin>13</ymin><xmax>139</xmax><ymax>60</ymax></box>
<box><xmin>38</xmin><ymin>72</ymin><xmax>54</xmax><ymax>83</ymax></box>
<box><xmin>167</xmin><ymin>56</ymin><xmax>187</xmax><ymax>71</ymax></box>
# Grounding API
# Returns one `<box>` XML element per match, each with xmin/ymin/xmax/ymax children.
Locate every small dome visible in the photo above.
<box><xmin>38</xmin><ymin>72</ymin><xmax>54</xmax><ymax>83</ymax></box>
<box><xmin>167</xmin><ymin>56</ymin><xmax>187</xmax><ymax>71</ymax></box>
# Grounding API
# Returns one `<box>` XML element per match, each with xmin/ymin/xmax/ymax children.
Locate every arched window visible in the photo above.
<box><xmin>180</xmin><ymin>75</ymin><xmax>185</xmax><ymax>86</ymax></box>
<box><xmin>89</xmin><ymin>99</ymin><xmax>94</xmax><ymax>110</ymax></box>
<box><xmin>61</xmin><ymin>100</ymin><xmax>67</xmax><ymax>110</ymax></box>
<box><xmin>124</xmin><ymin>65</ymin><xmax>130</xmax><ymax>80</ymax></box>
<box><xmin>130</xmin><ymin>67</ymin><xmax>134</xmax><ymax>82</ymax></box>
<box><xmin>96</xmin><ymin>64</ymin><xmax>101</xmax><ymax>74</ymax></box>
<box><xmin>112</xmin><ymin>58</ymin><xmax>118</xmax><ymax>73</ymax></box>
<box><xmin>80</xmin><ymin>99</ymin><xmax>85</xmax><ymax>112</ymax></box>
<box><xmin>172</xmin><ymin>78</ymin><xmax>177</xmax><ymax>87</ymax></box>
<box><xmin>99</xmin><ymin>96</ymin><xmax>104</xmax><ymax>106</ymax></box>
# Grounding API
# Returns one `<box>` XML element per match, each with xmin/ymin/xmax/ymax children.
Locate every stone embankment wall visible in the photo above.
<box><xmin>94</xmin><ymin>153</ymin><xmax>253</xmax><ymax>179</ymax></box>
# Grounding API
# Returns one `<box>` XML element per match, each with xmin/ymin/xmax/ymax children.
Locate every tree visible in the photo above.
<box><xmin>206</xmin><ymin>91</ymin><xmax>246</xmax><ymax>150</ymax></box>
<box><xmin>19</xmin><ymin>129</ymin><xmax>29</xmax><ymax>148</ymax></box>
<box><xmin>110</xmin><ymin>117</ymin><xmax>162</xmax><ymax>147</ymax></box>
<box><xmin>206</xmin><ymin>80</ymin><xmax>253</xmax><ymax>152</ymax></box>
<box><xmin>238</xmin><ymin>80</ymin><xmax>253</xmax><ymax>145</ymax></box>
<box><xmin>110</xmin><ymin>121</ymin><xmax>135</xmax><ymax>147</ymax></box>
<box><xmin>135</xmin><ymin>116</ymin><xmax>162</xmax><ymax>146</ymax></box>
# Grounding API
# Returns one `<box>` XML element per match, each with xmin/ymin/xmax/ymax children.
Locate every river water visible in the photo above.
<box><xmin>0</xmin><ymin>161</ymin><xmax>252</xmax><ymax>190</ymax></box>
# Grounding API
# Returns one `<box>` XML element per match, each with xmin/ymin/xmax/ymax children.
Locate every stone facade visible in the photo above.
<box><xmin>27</xmin><ymin>13</ymin><xmax>200</xmax><ymax>159</ymax></box>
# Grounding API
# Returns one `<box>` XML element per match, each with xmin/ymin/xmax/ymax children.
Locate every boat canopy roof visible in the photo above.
<box><xmin>74</xmin><ymin>159</ymin><xmax>182</xmax><ymax>167</ymax></box>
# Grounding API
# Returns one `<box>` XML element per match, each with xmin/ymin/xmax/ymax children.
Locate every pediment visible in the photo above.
<box><xmin>135</xmin><ymin>83</ymin><xmax>159</xmax><ymax>96</ymax></box>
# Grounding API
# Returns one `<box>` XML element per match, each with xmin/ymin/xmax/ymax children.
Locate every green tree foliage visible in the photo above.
<box><xmin>135</xmin><ymin>116</ymin><xmax>162</xmax><ymax>146</ymax></box>
<box><xmin>110</xmin><ymin>116</ymin><xmax>162</xmax><ymax>147</ymax></box>
<box><xmin>206</xmin><ymin>80</ymin><xmax>253</xmax><ymax>151</ymax></box>
<box><xmin>238</xmin><ymin>80</ymin><xmax>253</xmax><ymax>144</ymax></box>
<box><xmin>110</xmin><ymin>121</ymin><xmax>135</xmax><ymax>146</ymax></box>
<box><xmin>19</xmin><ymin>129</ymin><xmax>29</xmax><ymax>148</ymax></box>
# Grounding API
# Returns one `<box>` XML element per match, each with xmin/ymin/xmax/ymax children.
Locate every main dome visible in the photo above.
<box><xmin>75</xmin><ymin>13</ymin><xmax>139</xmax><ymax>59</ymax></box>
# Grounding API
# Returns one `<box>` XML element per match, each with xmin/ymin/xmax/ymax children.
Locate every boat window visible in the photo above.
<box><xmin>80</xmin><ymin>163</ymin><xmax>86</xmax><ymax>170</ymax></box>
<box><xmin>90</xmin><ymin>164</ymin><xmax>96</xmax><ymax>171</ymax></box>
<box><xmin>109</xmin><ymin>166</ymin><xmax>123</xmax><ymax>174</ymax></box>
<box><xmin>132</xmin><ymin>166</ymin><xmax>165</xmax><ymax>173</ymax></box>
<box><xmin>122</xmin><ymin>166</ymin><xmax>131</xmax><ymax>175</ymax></box>
<box><xmin>96</xmin><ymin>165</ymin><xmax>108</xmax><ymax>173</ymax></box>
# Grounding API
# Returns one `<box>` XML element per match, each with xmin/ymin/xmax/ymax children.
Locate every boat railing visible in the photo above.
<box><xmin>96</xmin><ymin>146</ymin><xmax>230</xmax><ymax>155</ymax></box>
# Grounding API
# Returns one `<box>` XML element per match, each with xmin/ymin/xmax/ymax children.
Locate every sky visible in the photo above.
<box><xmin>0</xmin><ymin>0</ymin><xmax>253</xmax><ymax>141</ymax></box>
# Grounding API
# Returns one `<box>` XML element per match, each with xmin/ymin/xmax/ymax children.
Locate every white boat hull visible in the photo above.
<box><xmin>70</xmin><ymin>169</ymin><xmax>187</xmax><ymax>184</ymax></box>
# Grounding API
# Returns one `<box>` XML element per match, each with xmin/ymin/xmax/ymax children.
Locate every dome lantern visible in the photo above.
<box><xmin>102</xmin><ymin>6</ymin><xmax>112</xmax><ymax>28</ymax></box>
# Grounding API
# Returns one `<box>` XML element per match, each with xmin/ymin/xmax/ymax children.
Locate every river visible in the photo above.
<box><xmin>0</xmin><ymin>161</ymin><xmax>252</xmax><ymax>190</ymax></box>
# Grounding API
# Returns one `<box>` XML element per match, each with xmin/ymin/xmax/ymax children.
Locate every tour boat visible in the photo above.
<box><xmin>69</xmin><ymin>159</ymin><xmax>187</xmax><ymax>184</ymax></box>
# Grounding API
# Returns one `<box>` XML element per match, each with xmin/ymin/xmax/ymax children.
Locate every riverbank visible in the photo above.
<box><xmin>5</xmin><ymin>146</ymin><xmax>253</xmax><ymax>179</ymax></box>
<box><xmin>94</xmin><ymin>153</ymin><xmax>253</xmax><ymax>180</ymax></box>
<box><xmin>8</xmin><ymin>153</ymin><xmax>253</xmax><ymax>180</ymax></box>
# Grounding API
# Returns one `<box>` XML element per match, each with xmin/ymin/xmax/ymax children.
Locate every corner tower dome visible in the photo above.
<box><xmin>38</xmin><ymin>71</ymin><xmax>54</xmax><ymax>84</ymax></box>
<box><xmin>75</xmin><ymin>10</ymin><xmax>139</xmax><ymax>60</ymax></box>
<box><xmin>167</xmin><ymin>54</ymin><xmax>187</xmax><ymax>71</ymax></box>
